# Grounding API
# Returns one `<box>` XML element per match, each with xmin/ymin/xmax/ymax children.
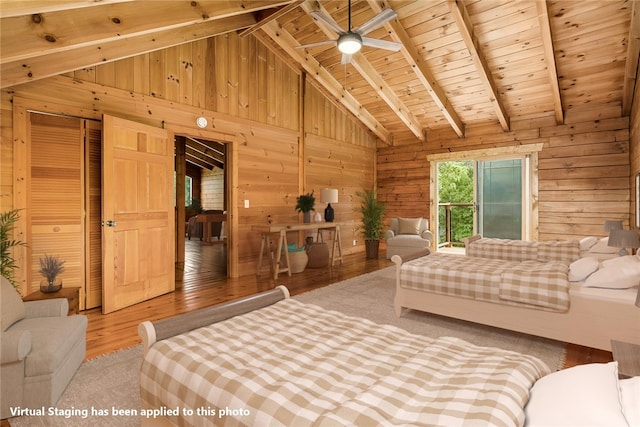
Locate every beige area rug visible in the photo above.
<box><xmin>9</xmin><ymin>266</ymin><xmax>566</xmax><ymax>426</ymax></box>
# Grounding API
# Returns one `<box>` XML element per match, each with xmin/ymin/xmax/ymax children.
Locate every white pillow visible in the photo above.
<box><xmin>620</xmin><ymin>377</ymin><xmax>640</xmax><ymax>427</ymax></box>
<box><xmin>580</xmin><ymin>236</ymin><xmax>598</xmax><ymax>251</ymax></box>
<box><xmin>589</xmin><ymin>237</ymin><xmax>621</xmax><ymax>254</ymax></box>
<box><xmin>525</xmin><ymin>362</ymin><xmax>627</xmax><ymax>427</ymax></box>
<box><xmin>584</xmin><ymin>256</ymin><xmax>640</xmax><ymax>289</ymax></box>
<box><xmin>569</xmin><ymin>257</ymin><xmax>599</xmax><ymax>282</ymax></box>
<box><xmin>602</xmin><ymin>255</ymin><xmax>640</xmax><ymax>268</ymax></box>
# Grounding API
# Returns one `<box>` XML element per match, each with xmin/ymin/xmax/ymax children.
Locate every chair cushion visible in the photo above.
<box><xmin>398</xmin><ymin>217</ymin><xmax>423</xmax><ymax>235</ymax></box>
<box><xmin>386</xmin><ymin>235</ymin><xmax>430</xmax><ymax>249</ymax></box>
<box><xmin>1</xmin><ymin>276</ymin><xmax>25</xmax><ymax>332</ymax></box>
<box><xmin>7</xmin><ymin>315</ymin><xmax>87</xmax><ymax>377</ymax></box>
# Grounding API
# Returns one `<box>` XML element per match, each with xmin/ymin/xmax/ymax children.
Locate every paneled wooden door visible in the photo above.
<box><xmin>102</xmin><ymin>115</ymin><xmax>175</xmax><ymax>313</ymax></box>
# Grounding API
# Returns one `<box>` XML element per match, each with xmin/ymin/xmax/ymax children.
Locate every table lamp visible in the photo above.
<box><xmin>320</xmin><ymin>188</ymin><xmax>338</xmax><ymax>222</ymax></box>
<box><xmin>607</xmin><ymin>229</ymin><xmax>640</xmax><ymax>256</ymax></box>
<box><xmin>603</xmin><ymin>220</ymin><xmax>623</xmax><ymax>231</ymax></box>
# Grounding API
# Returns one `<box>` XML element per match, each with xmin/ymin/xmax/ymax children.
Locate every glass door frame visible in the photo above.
<box><xmin>428</xmin><ymin>144</ymin><xmax>542</xmax><ymax>251</ymax></box>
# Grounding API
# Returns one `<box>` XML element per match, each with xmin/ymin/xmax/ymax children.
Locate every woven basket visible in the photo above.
<box><xmin>288</xmin><ymin>250</ymin><xmax>308</xmax><ymax>274</ymax></box>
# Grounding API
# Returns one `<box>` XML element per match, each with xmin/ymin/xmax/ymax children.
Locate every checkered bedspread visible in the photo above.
<box><xmin>399</xmin><ymin>253</ymin><xmax>570</xmax><ymax>312</ymax></box>
<box><xmin>466</xmin><ymin>238</ymin><xmax>580</xmax><ymax>263</ymax></box>
<box><xmin>140</xmin><ymin>299</ymin><xmax>549</xmax><ymax>427</ymax></box>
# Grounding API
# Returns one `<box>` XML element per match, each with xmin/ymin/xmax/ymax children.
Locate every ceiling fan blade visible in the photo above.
<box><xmin>310</xmin><ymin>10</ymin><xmax>345</xmax><ymax>34</ymax></box>
<box><xmin>362</xmin><ymin>37</ymin><xmax>403</xmax><ymax>52</ymax></box>
<box><xmin>341</xmin><ymin>53</ymin><xmax>353</xmax><ymax>64</ymax></box>
<box><xmin>353</xmin><ymin>8</ymin><xmax>398</xmax><ymax>36</ymax></box>
<box><xmin>296</xmin><ymin>40</ymin><xmax>336</xmax><ymax>49</ymax></box>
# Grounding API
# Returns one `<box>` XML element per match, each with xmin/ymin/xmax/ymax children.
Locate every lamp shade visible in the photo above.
<box><xmin>320</xmin><ymin>188</ymin><xmax>339</xmax><ymax>204</ymax></box>
<box><xmin>607</xmin><ymin>229</ymin><xmax>640</xmax><ymax>249</ymax></box>
<box><xmin>603</xmin><ymin>220</ymin><xmax>623</xmax><ymax>231</ymax></box>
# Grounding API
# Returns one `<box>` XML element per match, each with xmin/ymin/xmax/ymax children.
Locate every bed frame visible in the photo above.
<box><xmin>138</xmin><ymin>285</ymin><xmax>290</xmax><ymax>355</ymax></box>
<box><xmin>392</xmin><ymin>255</ymin><xmax>640</xmax><ymax>351</ymax></box>
<box><xmin>138</xmin><ymin>286</ymin><xmax>290</xmax><ymax>427</ymax></box>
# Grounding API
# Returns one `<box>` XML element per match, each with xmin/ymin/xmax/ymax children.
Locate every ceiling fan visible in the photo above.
<box><xmin>296</xmin><ymin>0</ymin><xmax>403</xmax><ymax>64</ymax></box>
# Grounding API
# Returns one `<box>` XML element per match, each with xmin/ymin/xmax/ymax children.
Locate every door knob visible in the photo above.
<box><xmin>103</xmin><ymin>220</ymin><xmax>117</xmax><ymax>227</ymax></box>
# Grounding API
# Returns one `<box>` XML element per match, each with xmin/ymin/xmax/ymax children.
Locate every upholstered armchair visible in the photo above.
<box><xmin>384</xmin><ymin>217</ymin><xmax>432</xmax><ymax>260</ymax></box>
<box><xmin>1</xmin><ymin>277</ymin><xmax>87</xmax><ymax>419</ymax></box>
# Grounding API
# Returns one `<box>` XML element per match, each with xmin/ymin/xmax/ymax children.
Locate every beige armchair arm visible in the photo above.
<box><xmin>24</xmin><ymin>298</ymin><xmax>68</xmax><ymax>318</ymax></box>
<box><xmin>1</xmin><ymin>330</ymin><xmax>32</xmax><ymax>363</ymax></box>
<box><xmin>421</xmin><ymin>230</ymin><xmax>433</xmax><ymax>242</ymax></box>
<box><xmin>384</xmin><ymin>230</ymin><xmax>396</xmax><ymax>240</ymax></box>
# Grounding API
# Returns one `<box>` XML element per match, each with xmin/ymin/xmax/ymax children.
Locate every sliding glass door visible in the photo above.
<box><xmin>435</xmin><ymin>155</ymin><xmax>530</xmax><ymax>247</ymax></box>
<box><xmin>477</xmin><ymin>159</ymin><xmax>523</xmax><ymax>239</ymax></box>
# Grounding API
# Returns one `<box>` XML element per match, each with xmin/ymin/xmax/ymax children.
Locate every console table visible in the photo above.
<box><xmin>253</xmin><ymin>222</ymin><xmax>344</xmax><ymax>279</ymax></box>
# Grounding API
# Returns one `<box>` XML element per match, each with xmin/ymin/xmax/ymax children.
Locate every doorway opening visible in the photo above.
<box><xmin>175</xmin><ymin>135</ymin><xmax>228</xmax><ymax>284</ymax></box>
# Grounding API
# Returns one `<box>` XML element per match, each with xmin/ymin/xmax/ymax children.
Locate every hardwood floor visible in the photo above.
<box><xmin>83</xmin><ymin>240</ymin><xmax>612</xmax><ymax>367</ymax></box>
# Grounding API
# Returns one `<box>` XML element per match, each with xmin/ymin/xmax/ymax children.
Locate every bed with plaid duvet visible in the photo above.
<box><xmin>139</xmin><ymin>297</ymin><xmax>549</xmax><ymax>427</ymax></box>
<box><xmin>398</xmin><ymin>252</ymin><xmax>571</xmax><ymax>312</ymax></box>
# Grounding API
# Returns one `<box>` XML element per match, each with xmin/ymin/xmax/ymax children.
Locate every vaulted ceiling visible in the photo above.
<box><xmin>2</xmin><ymin>0</ymin><xmax>639</xmax><ymax>146</ymax></box>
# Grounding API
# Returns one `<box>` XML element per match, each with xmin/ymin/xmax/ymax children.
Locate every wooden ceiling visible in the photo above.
<box><xmin>2</xmin><ymin>0</ymin><xmax>639</xmax><ymax>145</ymax></box>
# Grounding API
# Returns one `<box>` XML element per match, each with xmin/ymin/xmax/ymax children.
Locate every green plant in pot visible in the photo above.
<box><xmin>39</xmin><ymin>254</ymin><xmax>65</xmax><ymax>293</ymax></box>
<box><xmin>295</xmin><ymin>191</ymin><xmax>315</xmax><ymax>223</ymax></box>
<box><xmin>356</xmin><ymin>188</ymin><xmax>387</xmax><ymax>259</ymax></box>
<box><xmin>0</xmin><ymin>209</ymin><xmax>26</xmax><ymax>293</ymax></box>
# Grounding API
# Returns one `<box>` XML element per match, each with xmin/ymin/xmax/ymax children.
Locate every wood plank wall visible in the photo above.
<box><xmin>378</xmin><ymin>111</ymin><xmax>631</xmax><ymax>241</ymax></box>
<box><xmin>0</xmin><ymin>32</ymin><xmax>376</xmax><ymax>296</ymax></box>
<box><xmin>629</xmin><ymin>68</ymin><xmax>640</xmax><ymax>230</ymax></box>
<box><xmin>201</xmin><ymin>168</ymin><xmax>225</xmax><ymax>210</ymax></box>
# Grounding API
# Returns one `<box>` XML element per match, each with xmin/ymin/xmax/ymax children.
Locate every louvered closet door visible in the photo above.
<box><xmin>28</xmin><ymin>113</ymin><xmax>85</xmax><ymax>297</ymax></box>
<box><xmin>85</xmin><ymin>120</ymin><xmax>103</xmax><ymax>309</ymax></box>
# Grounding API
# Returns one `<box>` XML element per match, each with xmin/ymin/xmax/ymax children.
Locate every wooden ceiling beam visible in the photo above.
<box><xmin>185</xmin><ymin>155</ymin><xmax>216</xmax><ymax>171</ymax></box>
<box><xmin>186</xmin><ymin>137</ymin><xmax>225</xmax><ymax>164</ymax></box>
<box><xmin>536</xmin><ymin>0</ymin><xmax>564</xmax><ymax>125</ymax></box>
<box><xmin>623</xmin><ymin>0</ymin><xmax>640</xmax><ymax>116</ymax></box>
<box><xmin>1</xmin><ymin>14</ymin><xmax>256</xmax><ymax>88</ymax></box>
<box><xmin>448</xmin><ymin>0</ymin><xmax>510</xmax><ymax>131</ymax></box>
<box><xmin>0</xmin><ymin>0</ymin><xmax>134</xmax><ymax>18</ymax></box>
<box><xmin>260</xmin><ymin>19</ymin><xmax>391</xmax><ymax>143</ymax></box>
<box><xmin>185</xmin><ymin>146</ymin><xmax>222</xmax><ymax>170</ymax></box>
<box><xmin>1</xmin><ymin>0</ymin><xmax>292</xmax><ymax>65</ymax></box>
<box><xmin>367</xmin><ymin>0</ymin><xmax>465</xmax><ymax>138</ymax></box>
<box><xmin>301</xmin><ymin>1</ymin><xmax>424</xmax><ymax>142</ymax></box>
<box><xmin>240</xmin><ymin>0</ymin><xmax>306</xmax><ymax>38</ymax></box>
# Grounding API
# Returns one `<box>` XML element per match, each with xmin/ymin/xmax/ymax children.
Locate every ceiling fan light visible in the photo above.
<box><xmin>337</xmin><ymin>32</ymin><xmax>362</xmax><ymax>54</ymax></box>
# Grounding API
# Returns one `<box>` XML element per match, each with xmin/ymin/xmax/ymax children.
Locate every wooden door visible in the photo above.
<box><xmin>102</xmin><ymin>115</ymin><xmax>175</xmax><ymax>313</ymax></box>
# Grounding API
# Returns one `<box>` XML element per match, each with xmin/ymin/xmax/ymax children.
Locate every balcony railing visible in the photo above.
<box><xmin>438</xmin><ymin>202</ymin><xmax>474</xmax><ymax>248</ymax></box>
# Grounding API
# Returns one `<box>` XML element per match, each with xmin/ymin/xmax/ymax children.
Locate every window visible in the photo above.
<box><xmin>174</xmin><ymin>173</ymin><xmax>193</xmax><ymax>207</ymax></box>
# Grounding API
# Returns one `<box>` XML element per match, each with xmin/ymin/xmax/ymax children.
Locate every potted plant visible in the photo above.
<box><xmin>295</xmin><ymin>191</ymin><xmax>315</xmax><ymax>223</ymax></box>
<box><xmin>0</xmin><ymin>209</ymin><xmax>26</xmax><ymax>293</ymax></box>
<box><xmin>39</xmin><ymin>254</ymin><xmax>65</xmax><ymax>293</ymax></box>
<box><xmin>356</xmin><ymin>188</ymin><xmax>387</xmax><ymax>259</ymax></box>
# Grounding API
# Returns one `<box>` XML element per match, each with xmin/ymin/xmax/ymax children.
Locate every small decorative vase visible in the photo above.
<box><xmin>303</xmin><ymin>211</ymin><xmax>311</xmax><ymax>223</ymax></box>
<box><xmin>40</xmin><ymin>278</ymin><xmax>62</xmax><ymax>293</ymax></box>
<box><xmin>313</xmin><ymin>212</ymin><xmax>323</xmax><ymax>222</ymax></box>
